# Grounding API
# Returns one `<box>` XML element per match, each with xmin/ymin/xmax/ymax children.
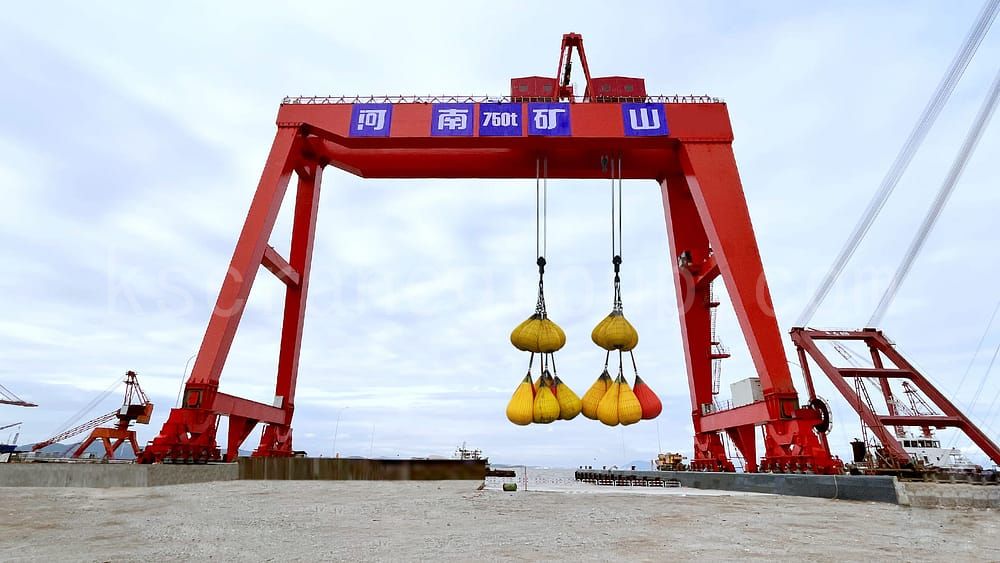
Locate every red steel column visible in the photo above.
<box><xmin>256</xmin><ymin>162</ymin><xmax>324</xmax><ymax>456</ymax></box>
<box><xmin>668</xmin><ymin>142</ymin><xmax>839</xmax><ymax>472</ymax></box>
<box><xmin>141</xmin><ymin>126</ymin><xmax>303</xmax><ymax>462</ymax></box>
<box><xmin>188</xmin><ymin>126</ymin><xmax>302</xmax><ymax>389</ymax></box>
<box><xmin>677</xmin><ymin>142</ymin><xmax>796</xmax><ymax>398</ymax></box>
<box><xmin>660</xmin><ymin>172</ymin><xmax>733</xmax><ymax>471</ymax></box>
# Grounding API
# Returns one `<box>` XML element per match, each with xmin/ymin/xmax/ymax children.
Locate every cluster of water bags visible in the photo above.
<box><xmin>580</xmin><ymin>369</ymin><xmax>661</xmax><ymax>427</ymax></box>
<box><xmin>506</xmin><ymin>369</ymin><xmax>581</xmax><ymax>425</ymax></box>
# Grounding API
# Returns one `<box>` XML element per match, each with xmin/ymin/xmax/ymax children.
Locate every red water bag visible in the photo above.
<box><xmin>633</xmin><ymin>374</ymin><xmax>662</xmax><ymax>420</ymax></box>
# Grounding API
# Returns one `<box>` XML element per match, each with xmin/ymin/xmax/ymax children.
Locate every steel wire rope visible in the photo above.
<box><xmin>535</xmin><ymin>157</ymin><xmax>540</xmax><ymax>260</ymax></box>
<box><xmin>533</xmin><ymin>157</ymin><xmax>550</xmax><ymax>318</ymax></box>
<box><xmin>796</xmin><ymin>0</ymin><xmax>999</xmax><ymax>326</ymax></box>
<box><xmin>947</xmin><ymin>303</ymin><xmax>1000</xmax><ymax>449</ymax></box>
<box><xmin>544</xmin><ymin>158</ymin><xmax>550</xmax><ymax>254</ymax></box>
<box><xmin>609</xmin><ymin>156</ymin><xmax>625</xmax><ymax>311</ymax></box>
<box><xmin>889</xmin><ymin>338</ymin><xmax>997</xmax><ymax>452</ymax></box>
<box><xmin>973</xmin><ymin>342</ymin><xmax>1000</xmax><ymax>436</ymax></box>
<box><xmin>0</xmin><ymin>382</ymin><xmax>26</xmax><ymax>402</ymax></box>
<box><xmin>953</xmin><ymin>300</ymin><xmax>1000</xmax><ymax>399</ymax></box>
<box><xmin>869</xmin><ymin>65</ymin><xmax>1000</xmax><ymax>325</ymax></box>
<box><xmin>49</xmin><ymin>374</ymin><xmax>122</xmax><ymax>438</ymax></box>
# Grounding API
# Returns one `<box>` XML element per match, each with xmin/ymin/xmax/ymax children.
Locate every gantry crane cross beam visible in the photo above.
<box><xmin>139</xmin><ymin>34</ymin><xmax>840</xmax><ymax>473</ymax></box>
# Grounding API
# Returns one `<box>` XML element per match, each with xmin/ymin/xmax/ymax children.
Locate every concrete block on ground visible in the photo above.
<box><xmin>575</xmin><ymin>469</ymin><xmax>901</xmax><ymax>503</ymax></box>
<box><xmin>901</xmin><ymin>482</ymin><xmax>1000</xmax><ymax>509</ymax></box>
<box><xmin>0</xmin><ymin>463</ymin><xmax>237</xmax><ymax>488</ymax></box>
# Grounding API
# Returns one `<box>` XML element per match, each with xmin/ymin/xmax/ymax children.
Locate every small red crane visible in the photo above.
<box><xmin>32</xmin><ymin>371</ymin><xmax>153</xmax><ymax>460</ymax></box>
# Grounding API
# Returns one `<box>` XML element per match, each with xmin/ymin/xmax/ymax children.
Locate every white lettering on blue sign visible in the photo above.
<box><xmin>532</xmin><ymin>107</ymin><xmax>565</xmax><ymax>130</ymax></box>
<box><xmin>481</xmin><ymin>111</ymin><xmax>518</xmax><ymax>128</ymax></box>
<box><xmin>622</xmin><ymin>103</ymin><xmax>668</xmax><ymax>136</ymax></box>
<box><xmin>350</xmin><ymin>104</ymin><xmax>393</xmax><ymax>137</ymax></box>
<box><xmin>431</xmin><ymin>103</ymin><xmax>474</xmax><ymax>136</ymax></box>
<box><xmin>438</xmin><ymin>108</ymin><xmax>468</xmax><ymax>130</ymax></box>
<box><xmin>527</xmin><ymin>102</ymin><xmax>571</xmax><ymax>136</ymax></box>
<box><xmin>479</xmin><ymin>103</ymin><xmax>522</xmax><ymax>136</ymax></box>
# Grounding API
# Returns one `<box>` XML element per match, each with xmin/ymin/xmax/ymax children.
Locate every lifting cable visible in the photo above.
<box><xmin>610</xmin><ymin>155</ymin><xmax>623</xmax><ymax>311</ymax></box>
<box><xmin>535</xmin><ymin>156</ymin><xmax>548</xmax><ymax>262</ymax></box>
<box><xmin>869</xmin><ymin>65</ymin><xmax>1000</xmax><ymax>325</ymax></box>
<box><xmin>530</xmin><ymin>155</ymin><xmax>556</xmax><ymax>377</ymax></box>
<box><xmin>952</xmin><ymin>300</ymin><xmax>1000</xmax><ymax>401</ymax></box>
<box><xmin>796</xmin><ymin>0</ymin><xmax>999</xmax><ymax>327</ymax></box>
<box><xmin>534</xmin><ymin>156</ymin><xmax>550</xmax><ymax>371</ymax></box>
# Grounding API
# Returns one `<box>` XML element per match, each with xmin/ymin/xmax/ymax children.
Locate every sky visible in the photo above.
<box><xmin>1</xmin><ymin>1</ymin><xmax>998</xmax><ymax>468</ymax></box>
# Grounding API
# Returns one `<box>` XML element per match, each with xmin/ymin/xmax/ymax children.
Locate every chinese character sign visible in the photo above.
<box><xmin>478</xmin><ymin>103</ymin><xmax>522</xmax><ymax>136</ymax></box>
<box><xmin>430</xmin><ymin>103</ymin><xmax>474</xmax><ymax>136</ymax></box>
<box><xmin>527</xmin><ymin>102</ymin><xmax>571</xmax><ymax>136</ymax></box>
<box><xmin>622</xmin><ymin>103</ymin><xmax>668</xmax><ymax>136</ymax></box>
<box><xmin>350</xmin><ymin>104</ymin><xmax>393</xmax><ymax>137</ymax></box>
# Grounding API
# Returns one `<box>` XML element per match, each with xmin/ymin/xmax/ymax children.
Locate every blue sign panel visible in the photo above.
<box><xmin>431</xmin><ymin>103</ymin><xmax>474</xmax><ymax>136</ymax></box>
<box><xmin>478</xmin><ymin>103</ymin><xmax>522</xmax><ymax>136</ymax></box>
<box><xmin>527</xmin><ymin>102</ymin><xmax>571</xmax><ymax>136</ymax></box>
<box><xmin>622</xmin><ymin>103</ymin><xmax>668</xmax><ymax>136</ymax></box>
<box><xmin>349</xmin><ymin>103</ymin><xmax>393</xmax><ymax>137</ymax></box>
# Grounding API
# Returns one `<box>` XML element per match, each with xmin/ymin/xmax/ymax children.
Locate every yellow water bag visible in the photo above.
<box><xmin>581</xmin><ymin>370</ymin><xmax>612</xmax><ymax>420</ymax></box>
<box><xmin>617</xmin><ymin>377</ymin><xmax>643</xmax><ymax>426</ymax></box>
<box><xmin>554</xmin><ymin>376</ymin><xmax>582</xmax><ymax>420</ymax></box>
<box><xmin>591</xmin><ymin>310</ymin><xmax>639</xmax><ymax>351</ymax></box>
<box><xmin>510</xmin><ymin>316</ymin><xmax>536</xmax><ymax>352</ymax></box>
<box><xmin>597</xmin><ymin>376</ymin><xmax>622</xmax><ymax>426</ymax></box>
<box><xmin>532</xmin><ymin>385</ymin><xmax>560</xmax><ymax>424</ymax></box>
<box><xmin>511</xmin><ymin>315</ymin><xmax>567</xmax><ymax>353</ymax></box>
<box><xmin>506</xmin><ymin>374</ymin><xmax>535</xmax><ymax>426</ymax></box>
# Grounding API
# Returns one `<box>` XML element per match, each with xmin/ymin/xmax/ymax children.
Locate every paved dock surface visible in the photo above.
<box><xmin>1</xmin><ymin>479</ymin><xmax>996</xmax><ymax>561</ymax></box>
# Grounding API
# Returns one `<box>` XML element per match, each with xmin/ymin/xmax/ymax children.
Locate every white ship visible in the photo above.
<box><xmin>899</xmin><ymin>430</ymin><xmax>979</xmax><ymax>471</ymax></box>
<box><xmin>453</xmin><ymin>442</ymin><xmax>485</xmax><ymax>461</ymax></box>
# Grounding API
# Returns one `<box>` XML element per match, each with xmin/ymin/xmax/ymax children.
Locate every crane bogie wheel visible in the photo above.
<box><xmin>809</xmin><ymin>397</ymin><xmax>832</xmax><ymax>434</ymax></box>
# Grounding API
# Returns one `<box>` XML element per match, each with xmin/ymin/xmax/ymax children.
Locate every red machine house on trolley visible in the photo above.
<box><xmin>138</xmin><ymin>33</ymin><xmax>841</xmax><ymax>472</ymax></box>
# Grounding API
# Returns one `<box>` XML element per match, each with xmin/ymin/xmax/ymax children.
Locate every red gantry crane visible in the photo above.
<box><xmin>33</xmin><ymin>371</ymin><xmax>153</xmax><ymax>460</ymax></box>
<box><xmin>138</xmin><ymin>32</ymin><xmax>843</xmax><ymax>473</ymax></box>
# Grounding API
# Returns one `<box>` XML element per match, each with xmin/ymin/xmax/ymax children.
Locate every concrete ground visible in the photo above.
<box><xmin>1</xmin><ymin>480</ymin><xmax>996</xmax><ymax>562</ymax></box>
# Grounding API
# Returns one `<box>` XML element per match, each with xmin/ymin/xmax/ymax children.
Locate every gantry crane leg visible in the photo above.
<box><xmin>140</xmin><ymin>127</ymin><xmax>323</xmax><ymax>463</ymax></box>
<box><xmin>661</xmin><ymin>142</ymin><xmax>841</xmax><ymax>473</ymax></box>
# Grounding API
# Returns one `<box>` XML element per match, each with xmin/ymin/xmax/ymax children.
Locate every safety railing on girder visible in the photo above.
<box><xmin>281</xmin><ymin>94</ymin><xmax>723</xmax><ymax>105</ymax></box>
